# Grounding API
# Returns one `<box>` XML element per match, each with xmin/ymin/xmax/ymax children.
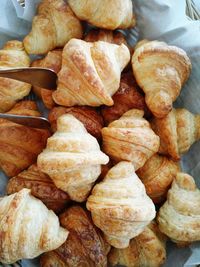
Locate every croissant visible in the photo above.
<box><xmin>40</xmin><ymin>206</ymin><xmax>110</xmax><ymax>267</ymax></box>
<box><xmin>101</xmin><ymin>72</ymin><xmax>150</xmax><ymax>125</ymax></box>
<box><xmin>52</xmin><ymin>38</ymin><xmax>130</xmax><ymax>107</ymax></box>
<box><xmin>132</xmin><ymin>40</ymin><xmax>192</xmax><ymax>118</ymax></box>
<box><xmin>37</xmin><ymin>114</ymin><xmax>109</xmax><ymax>202</ymax></box>
<box><xmin>137</xmin><ymin>154</ymin><xmax>180</xmax><ymax>204</ymax></box>
<box><xmin>0</xmin><ymin>188</ymin><xmax>68</xmax><ymax>264</ymax></box>
<box><xmin>31</xmin><ymin>49</ymin><xmax>62</xmax><ymax>109</ymax></box>
<box><xmin>48</xmin><ymin>106</ymin><xmax>104</xmax><ymax>140</ymax></box>
<box><xmin>7</xmin><ymin>164</ymin><xmax>70</xmax><ymax>213</ymax></box>
<box><xmin>86</xmin><ymin>161</ymin><xmax>156</xmax><ymax>249</ymax></box>
<box><xmin>23</xmin><ymin>0</ymin><xmax>83</xmax><ymax>54</ymax></box>
<box><xmin>108</xmin><ymin>221</ymin><xmax>167</xmax><ymax>267</ymax></box>
<box><xmin>151</xmin><ymin>108</ymin><xmax>200</xmax><ymax>160</ymax></box>
<box><xmin>157</xmin><ymin>172</ymin><xmax>200</xmax><ymax>245</ymax></box>
<box><xmin>102</xmin><ymin>109</ymin><xmax>160</xmax><ymax>170</ymax></box>
<box><xmin>68</xmin><ymin>0</ymin><xmax>136</xmax><ymax>30</ymax></box>
<box><xmin>0</xmin><ymin>40</ymin><xmax>31</xmax><ymax>112</ymax></box>
<box><xmin>0</xmin><ymin>101</ymin><xmax>50</xmax><ymax>177</ymax></box>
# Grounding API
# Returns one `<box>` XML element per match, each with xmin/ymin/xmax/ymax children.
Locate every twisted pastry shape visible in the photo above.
<box><xmin>102</xmin><ymin>109</ymin><xmax>160</xmax><ymax>170</ymax></box>
<box><xmin>37</xmin><ymin>114</ymin><xmax>109</xmax><ymax>202</ymax></box>
<box><xmin>132</xmin><ymin>40</ymin><xmax>191</xmax><ymax>118</ymax></box>
<box><xmin>87</xmin><ymin>161</ymin><xmax>156</xmax><ymax>249</ymax></box>
<box><xmin>0</xmin><ymin>189</ymin><xmax>68</xmax><ymax>264</ymax></box>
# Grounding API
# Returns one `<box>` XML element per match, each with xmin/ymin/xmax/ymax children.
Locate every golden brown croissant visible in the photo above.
<box><xmin>137</xmin><ymin>154</ymin><xmax>180</xmax><ymax>204</ymax></box>
<box><xmin>101</xmin><ymin>72</ymin><xmax>151</xmax><ymax>125</ymax></box>
<box><xmin>23</xmin><ymin>0</ymin><xmax>83</xmax><ymax>54</ymax></box>
<box><xmin>0</xmin><ymin>188</ymin><xmax>68</xmax><ymax>264</ymax></box>
<box><xmin>87</xmin><ymin>161</ymin><xmax>156</xmax><ymax>249</ymax></box>
<box><xmin>132</xmin><ymin>40</ymin><xmax>192</xmax><ymax>118</ymax></box>
<box><xmin>0</xmin><ymin>101</ymin><xmax>50</xmax><ymax>177</ymax></box>
<box><xmin>0</xmin><ymin>40</ymin><xmax>31</xmax><ymax>112</ymax></box>
<box><xmin>31</xmin><ymin>49</ymin><xmax>62</xmax><ymax>109</ymax></box>
<box><xmin>52</xmin><ymin>38</ymin><xmax>130</xmax><ymax>107</ymax></box>
<box><xmin>157</xmin><ymin>172</ymin><xmax>200</xmax><ymax>245</ymax></box>
<box><xmin>151</xmin><ymin>108</ymin><xmax>200</xmax><ymax>160</ymax></box>
<box><xmin>7</xmin><ymin>164</ymin><xmax>70</xmax><ymax>213</ymax></box>
<box><xmin>102</xmin><ymin>109</ymin><xmax>160</xmax><ymax>170</ymax></box>
<box><xmin>37</xmin><ymin>114</ymin><xmax>109</xmax><ymax>202</ymax></box>
<box><xmin>68</xmin><ymin>0</ymin><xmax>136</xmax><ymax>30</ymax></box>
<box><xmin>48</xmin><ymin>106</ymin><xmax>104</xmax><ymax>140</ymax></box>
<box><xmin>108</xmin><ymin>221</ymin><xmax>167</xmax><ymax>267</ymax></box>
<box><xmin>40</xmin><ymin>206</ymin><xmax>110</xmax><ymax>267</ymax></box>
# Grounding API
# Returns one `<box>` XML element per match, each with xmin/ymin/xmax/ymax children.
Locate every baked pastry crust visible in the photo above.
<box><xmin>68</xmin><ymin>0</ymin><xmax>136</xmax><ymax>30</ymax></box>
<box><xmin>0</xmin><ymin>188</ymin><xmax>68</xmax><ymax>264</ymax></box>
<box><xmin>108</xmin><ymin>221</ymin><xmax>167</xmax><ymax>267</ymax></box>
<box><xmin>87</xmin><ymin>161</ymin><xmax>156</xmax><ymax>248</ymax></box>
<box><xmin>137</xmin><ymin>154</ymin><xmax>180</xmax><ymax>203</ymax></box>
<box><xmin>102</xmin><ymin>109</ymin><xmax>160</xmax><ymax>170</ymax></box>
<box><xmin>158</xmin><ymin>172</ymin><xmax>200</xmax><ymax>244</ymax></box>
<box><xmin>37</xmin><ymin>114</ymin><xmax>109</xmax><ymax>202</ymax></box>
<box><xmin>132</xmin><ymin>40</ymin><xmax>192</xmax><ymax>118</ymax></box>
<box><xmin>7</xmin><ymin>164</ymin><xmax>70</xmax><ymax>213</ymax></box>
<box><xmin>0</xmin><ymin>40</ymin><xmax>31</xmax><ymax>112</ymax></box>
<box><xmin>151</xmin><ymin>108</ymin><xmax>200</xmax><ymax>160</ymax></box>
<box><xmin>40</xmin><ymin>206</ymin><xmax>110</xmax><ymax>267</ymax></box>
<box><xmin>0</xmin><ymin>101</ymin><xmax>50</xmax><ymax>177</ymax></box>
<box><xmin>23</xmin><ymin>0</ymin><xmax>83</xmax><ymax>54</ymax></box>
<box><xmin>31</xmin><ymin>49</ymin><xmax>62</xmax><ymax>109</ymax></box>
<box><xmin>53</xmin><ymin>38</ymin><xmax>130</xmax><ymax>107</ymax></box>
<box><xmin>48</xmin><ymin>106</ymin><xmax>104</xmax><ymax>140</ymax></box>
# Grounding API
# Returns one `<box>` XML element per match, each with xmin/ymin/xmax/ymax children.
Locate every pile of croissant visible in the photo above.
<box><xmin>0</xmin><ymin>0</ymin><xmax>200</xmax><ymax>266</ymax></box>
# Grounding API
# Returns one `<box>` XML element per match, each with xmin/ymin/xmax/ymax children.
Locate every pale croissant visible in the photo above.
<box><xmin>86</xmin><ymin>161</ymin><xmax>156</xmax><ymax>249</ymax></box>
<box><xmin>102</xmin><ymin>109</ymin><xmax>160</xmax><ymax>170</ymax></box>
<box><xmin>23</xmin><ymin>0</ymin><xmax>83</xmax><ymax>54</ymax></box>
<box><xmin>68</xmin><ymin>0</ymin><xmax>136</xmax><ymax>30</ymax></box>
<box><xmin>0</xmin><ymin>188</ymin><xmax>68</xmax><ymax>264</ymax></box>
<box><xmin>0</xmin><ymin>40</ymin><xmax>31</xmax><ymax>112</ymax></box>
<box><xmin>132</xmin><ymin>40</ymin><xmax>191</xmax><ymax>118</ymax></box>
<box><xmin>137</xmin><ymin>154</ymin><xmax>180</xmax><ymax>203</ymax></box>
<box><xmin>108</xmin><ymin>221</ymin><xmax>167</xmax><ymax>267</ymax></box>
<box><xmin>151</xmin><ymin>108</ymin><xmax>200</xmax><ymax>160</ymax></box>
<box><xmin>158</xmin><ymin>172</ymin><xmax>200</xmax><ymax>245</ymax></box>
<box><xmin>52</xmin><ymin>38</ymin><xmax>130</xmax><ymax>107</ymax></box>
<box><xmin>37</xmin><ymin>114</ymin><xmax>109</xmax><ymax>202</ymax></box>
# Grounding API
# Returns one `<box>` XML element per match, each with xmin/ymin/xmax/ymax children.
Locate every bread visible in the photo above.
<box><xmin>102</xmin><ymin>109</ymin><xmax>160</xmax><ymax>170</ymax></box>
<box><xmin>37</xmin><ymin>114</ymin><xmax>109</xmax><ymax>202</ymax></box>
<box><xmin>31</xmin><ymin>49</ymin><xmax>62</xmax><ymax>109</ymax></box>
<box><xmin>151</xmin><ymin>108</ymin><xmax>200</xmax><ymax>160</ymax></box>
<box><xmin>157</xmin><ymin>172</ymin><xmax>200</xmax><ymax>245</ymax></box>
<box><xmin>87</xmin><ymin>161</ymin><xmax>156</xmax><ymax>248</ymax></box>
<box><xmin>68</xmin><ymin>0</ymin><xmax>136</xmax><ymax>30</ymax></box>
<box><xmin>137</xmin><ymin>154</ymin><xmax>180</xmax><ymax>203</ymax></box>
<box><xmin>7</xmin><ymin>164</ymin><xmax>70</xmax><ymax>213</ymax></box>
<box><xmin>48</xmin><ymin>106</ymin><xmax>104</xmax><ymax>140</ymax></box>
<box><xmin>108</xmin><ymin>221</ymin><xmax>167</xmax><ymax>267</ymax></box>
<box><xmin>132</xmin><ymin>40</ymin><xmax>192</xmax><ymax>118</ymax></box>
<box><xmin>23</xmin><ymin>0</ymin><xmax>83</xmax><ymax>54</ymax></box>
<box><xmin>101</xmin><ymin>72</ymin><xmax>150</xmax><ymax>125</ymax></box>
<box><xmin>0</xmin><ymin>101</ymin><xmax>50</xmax><ymax>177</ymax></box>
<box><xmin>0</xmin><ymin>40</ymin><xmax>31</xmax><ymax>112</ymax></box>
<box><xmin>0</xmin><ymin>188</ymin><xmax>68</xmax><ymax>264</ymax></box>
<box><xmin>40</xmin><ymin>206</ymin><xmax>110</xmax><ymax>267</ymax></box>
<box><xmin>52</xmin><ymin>38</ymin><xmax>130</xmax><ymax>107</ymax></box>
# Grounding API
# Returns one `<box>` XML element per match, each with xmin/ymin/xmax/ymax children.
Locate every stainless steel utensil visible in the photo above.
<box><xmin>0</xmin><ymin>68</ymin><xmax>57</xmax><ymax>90</ymax></box>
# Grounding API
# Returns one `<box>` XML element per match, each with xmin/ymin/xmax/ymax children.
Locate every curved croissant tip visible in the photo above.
<box><xmin>57</xmin><ymin>114</ymin><xmax>86</xmax><ymax>132</ymax></box>
<box><xmin>175</xmin><ymin>172</ymin><xmax>196</xmax><ymax>191</ymax></box>
<box><xmin>106</xmin><ymin>161</ymin><xmax>135</xmax><ymax>179</ymax></box>
<box><xmin>122</xmin><ymin>108</ymin><xmax>144</xmax><ymax>118</ymax></box>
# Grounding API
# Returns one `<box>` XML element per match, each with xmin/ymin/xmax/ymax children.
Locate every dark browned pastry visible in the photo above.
<box><xmin>48</xmin><ymin>106</ymin><xmax>104</xmax><ymax>140</ymax></box>
<box><xmin>40</xmin><ymin>206</ymin><xmax>110</xmax><ymax>267</ymax></box>
<box><xmin>101</xmin><ymin>72</ymin><xmax>150</xmax><ymax>125</ymax></box>
<box><xmin>7</xmin><ymin>164</ymin><xmax>70</xmax><ymax>213</ymax></box>
<box><xmin>0</xmin><ymin>101</ymin><xmax>50</xmax><ymax>177</ymax></box>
